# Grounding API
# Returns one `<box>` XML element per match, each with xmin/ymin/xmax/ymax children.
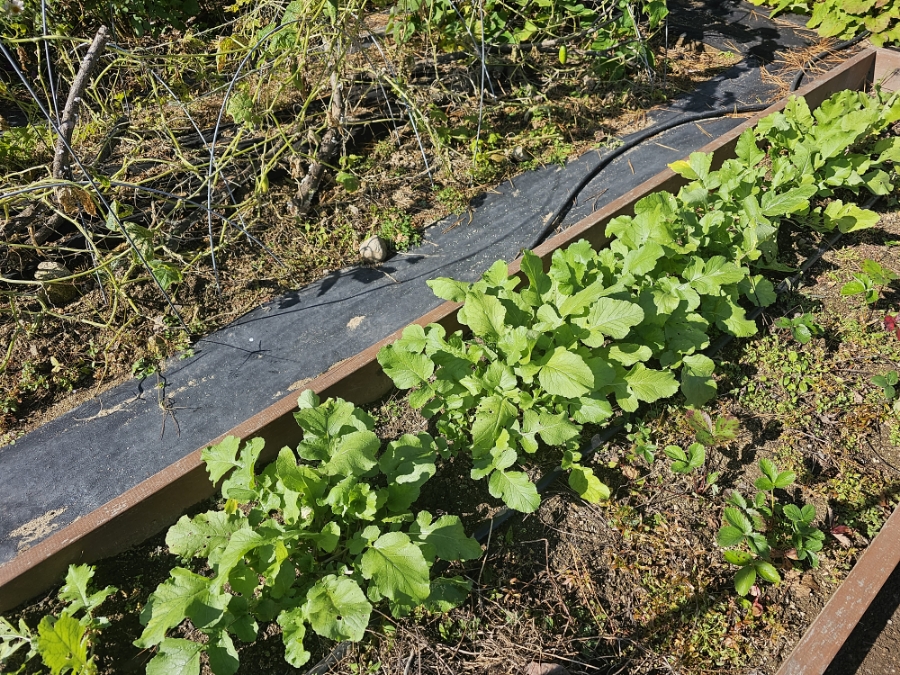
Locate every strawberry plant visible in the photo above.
<box><xmin>135</xmin><ymin>391</ymin><xmax>482</xmax><ymax>674</ymax></box>
<box><xmin>0</xmin><ymin>565</ymin><xmax>116</xmax><ymax>675</ymax></box>
<box><xmin>664</xmin><ymin>442</ymin><xmax>706</xmax><ymax>474</ymax></box>
<box><xmin>841</xmin><ymin>259</ymin><xmax>898</xmax><ymax>306</ymax></box>
<box><xmin>775</xmin><ymin>312</ymin><xmax>823</xmax><ymax>344</ymax></box>
<box><xmin>718</xmin><ymin>460</ymin><xmax>824</xmax><ymax>595</ymax></box>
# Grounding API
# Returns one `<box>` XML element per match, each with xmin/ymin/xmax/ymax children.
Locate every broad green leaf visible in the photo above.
<box><xmin>538</xmin><ymin>348</ymin><xmax>594</xmax><ymax>398</ymax></box>
<box><xmin>149</xmin><ymin>260</ymin><xmax>183</xmax><ymax>291</ymax></box>
<box><xmin>36</xmin><ymin>614</ymin><xmax>89</xmax><ymax>675</ymax></box>
<box><xmin>521</xmin><ymin>250</ymin><xmax>551</xmax><ymax>297</ymax></box>
<box><xmin>472</xmin><ymin>395</ymin><xmax>518</xmax><ymax>450</ymax></box>
<box><xmin>759</xmin><ymin>458</ymin><xmax>778</xmax><ymax>482</ymax></box>
<box><xmin>361</xmin><ymin>532</ymin><xmax>431</xmax><ymax>604</ymax></box>
<box><xmin>202</xmin><ymin>436</ymin><xmax>245</xmax><ymax>485</ymax></box>
<box><xmin>734</xmin><ymin>564</ymin><xmax>756</xmax><ymax>596</ymax></box>
<box><xmin>304</xmin><ymin>575</ymin><xmax>372</xmax><ymax>641</ymax></box>
<box><xmin>735</xmin><ymin>129</ymin><xmax>765</xmax><ymax>166</ymax></box>
<box><xmin>568</xmin><ymin>465</ymin><xmax>610</xmax><ymax>502</ymax></box>
<box><xmin>275</xmin><ymin>449</ymin><xmax>328</xmax><ymax>504</ymax></box>
<box><xmin>214</xmin><ymin>527</ymin><xmax>279</xmax><ymax>584</ymax></box>
<box><xmin>207</xmin><ymin>633</ymin><xmax>240</xmax><ymax>675</ymax></box>
<box><xmin>459</xmin><ymin>291</ymin><xmax>507</xmax><ymax>340</ymax></box>
<box><xmin>607</xmin><ymin>343</ymin><xmax>653</xmax><ymax>366</ymax></box>
<box><xmin>277</xmin><ymin>607</ymin><xmax>311</xmax><ymax>667</ymax></box>
<box><xmin>717</xmin><ymin>525</ymin><xmax>746</xmax><ymax>548</ymax></box>
<box><xmin>166</xmin><ymin>512</ymin><xmax>243</xmax><ymax>560</ymax></box>
<box><xmin>377</xmin><ymin>346</ymin><xmax>434</xmax><ymax>389</ymax></box>
<box><xmin>681</xmin><ymin>354</ymin><xmax>717</xmax><ymax>407</ymax></box>
<box><xmin>571</xmin><ymin>396</ymin><xmax>613</xmax><ymax>424</ymax></box>
<box><xmin>723</xmin><ymin>507</ymin><xmax>753</xmax><ymax>535</ymax></box>
<box><xmin>146</xmin><ymin>638</ymin><xmax>203</xmax><ymax>675</ymax></box>
<box><xmin>488</xmin><ymin>470</ymin><xmax>540</xmax><ymax>513</ymax></box>
<box><xmin>380</xmin><ymin>433</ymin><xmax>438</xmax><ymax>512</ymax></box>
<box><xmin>622</xmin><ymin>243</ymin><xmax>664</xmax><ymax>277</ymax></box>
<box><xmin>724</xmin><ymin>550</ymin><xmax>753</xmax><ymax>566</ymax></box>
<box><xmin>740</xmin><ymin>275</ymin><xmax>777</xmax><ymax>307</ymax></box>
<box><xmin>760</xmin><ymin>185</ymin><xmax>817</xmax><ymax>217</ymax></box>
<box><xmin>320</xmin><ymin>430</ymin><xmax>379</xmax><ymax>477</ymax></box>
<box><xmin>393</xmin><ymin>324</ymin><xmax>428</xmax><ymax>353</ymax></box>
<box><xmin>581</xmin><ymin>298</ymin><xmax>645</xmax><ymax>342</ymax></box>
<box><xmin>668</xmin><ymin>159</ymin><xmax>698</xmax><ymax>180</ymax></box>
<box><xmin>522</xmin><ymin>409</ymin><xmax>580</xmax><ymax>446</ymax></box>
<box><xmin>682</xmin><ymin>256</ymin><xmax>746</xmax><ymax>295</ymax></box>
<box><xmin>558</xmin><ymin>280</ymin><xmax>605</xmax><ymax>317</ymax></box>
<box><xmin>409</xmin><ymin>512</ymin><xmax>482</xmax><ymax>562</ymax></box>
<box><xmin>774</xmin><ymin>470</ymin><xmax>796</xmax><ymax>489</ymax></box>
<box><xmin>754</xmin><ymin>560</ymin><xmax>781</xmax><ymax>585</ymax></box>
<box><xmin>427</xmin><ymin>277</ymin><xmax>470</xmax><ymax>303</ymax></box>
<box><xmin>58</xmin><ymin>564</ymin><xmax>115</xmax><ymax>617</ymax></box>
<box><xmin>424</xmin><ymin>576</ymin><xmax>472</xmax><ymax>613</ymax></box>
<box><xmin>824</xmin><ymin>200</ymin><xmax>880</xmax><ymax>233</ymax></box>
<box><xmin>136</xmin><ymin>568</ymin><xmax>227</xmax><ymax>648</ymax></box>
<box><xmin>623</xmin><ymin>364</ymin><xmax>679</xmax><ymax>403</ymax></box>
<box><xmin>706</xmin><ymin>296</ymin><xmax>757</xmax><ymax>337</ymax></box>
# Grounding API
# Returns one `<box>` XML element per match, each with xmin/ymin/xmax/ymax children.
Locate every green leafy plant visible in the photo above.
<box><xmin>0</xmin><ymin>565</ymin><xmax>116</xmax><ymax>675</ymax></box>
<box><xmin>774</xmin><ymin>312</ymin><xmax>823</xmax><ymax>344</ymax></box>
<box><xmin>136</xmin><ymin>390</ymin><xmax>481</xmax><ymax>674</ymax></box>
<box><xmin>685</xmin><ymin>410</ymin><xmax>739</xmax><ymax>447</ymax></box>
<box><xmin>872</xmin><ymin>369</ymin><xmax>899</xmax><ymax>401</ymax></box>
<box><xmin>749</xmin><ymin>0</ymin><xmax>900</xmax><ymax>47</ymax></box>
<box><xmin>378</xmin><ymin>88</ymin><xmax>900</xmax><ymax>514</ymax></box>
<box><xmin>841</xmin><ymin>259</ymin><xmax>898</xmax><ymax>305</ymax></box>
<box><xmin>664</xmin><ymin>442</ymin><xmax>705</xmax><ymax>474</ymax></box>
<box><xmin>718</xmin><ymin>459</ymin><xmax>824</xmax><ymax>595</ymax></box>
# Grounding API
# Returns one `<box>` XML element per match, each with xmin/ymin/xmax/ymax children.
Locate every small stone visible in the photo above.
<box><xmin>34</xmin><ymin>261</ymin><xmax>78</xmax><ymax>304</ymax></box>
<box><xmin>359</xmin><ymin>235</ymin><xmax>388</xmax><ymax>262</ymax></box>
<box><xmin>524</xmin><ymin>663</ymin><xmax>569</xmax><ymax>675</ymax></box>
<box><xmin>510</xmin><ymin>145</ymin><xmax>533</xmax><ymax>163</ymax></box>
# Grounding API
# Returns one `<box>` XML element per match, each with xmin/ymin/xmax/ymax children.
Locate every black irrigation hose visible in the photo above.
<box><xmin>527</xmin><ymin>102</ymin><xmax>770</xmax><ymax>249</ymax></box>
<box><xmin>791</xmin><ymin>30</ymin><xmax>872</xmax><ymax>92</ymax></box>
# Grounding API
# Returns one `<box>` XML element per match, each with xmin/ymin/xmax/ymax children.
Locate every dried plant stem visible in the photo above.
<box><xmin>52</xmin><ymin>26</ymin><xmax>110</xmax><ymax>181</ymax></box>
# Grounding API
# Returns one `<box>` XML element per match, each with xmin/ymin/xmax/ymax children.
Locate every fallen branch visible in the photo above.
<box><xmin>52</xmin><ymin>25</ymin><xmax>110</xmax><ymax>180</ymax></box>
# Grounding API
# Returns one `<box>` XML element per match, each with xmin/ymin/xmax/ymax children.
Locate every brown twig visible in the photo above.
<box><xmin>295</xmin><ymin>71</ymin><xmax>344</xmax><ymax>216</ymax></box>
<box><xmin>52</xmin><ymin>26</ymin><xmax>110</xmax><ymax>181</ymax></box>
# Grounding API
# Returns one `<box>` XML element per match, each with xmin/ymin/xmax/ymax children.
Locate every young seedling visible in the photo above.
<box><xmin>0</xmin><ymin>565</ymin><xmax>116</xmax><ymax>674</ymax></box>
<box><xmin>872</xmin><ymin>370</ymin><xmax>899</xmax><ymax>408</ymax></box>
<box><xmin>717</xmin><ymin>459</ymin><xmax>824</xmax><ymax>595</ymax></box>
<box><xmin>774</xmin><ymin>312</ymin><xmax>823</xmax><ymax>344</ymax></box>
<box><xmin>841</xmin><ymin>259</ymin><xmax>898</xmax><ymax>307</ymax></box>
<box><xmin>686</xmin><ymin>410</ymin><xmax>739</xmax><ymax>447</ymax></box>
<box><xmin>664</xmin><ymin>443</ymin><xmax>706</xmax><ymax>474</ymax></box>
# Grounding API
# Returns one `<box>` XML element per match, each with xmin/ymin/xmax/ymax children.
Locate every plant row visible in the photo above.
<box><xmin>2</xmin><ymin>86</ymin><xmax>900</xmax><ymax>675</ymax></box>
<box><xmin>749</xmin><ymin>0</ymin><xmax>900</xmax><ymax>46</ymax></box>
<box><xmin>378</xmin><ymin>87</ymin><xmax>900</xmax><ymax>510</ymax></box>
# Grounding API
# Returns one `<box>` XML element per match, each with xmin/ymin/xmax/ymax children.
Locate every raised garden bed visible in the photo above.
<box><xmin>3</xmin><ymin>46</ymin><xmax>900</xmax><ymax>675</ymax></box>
